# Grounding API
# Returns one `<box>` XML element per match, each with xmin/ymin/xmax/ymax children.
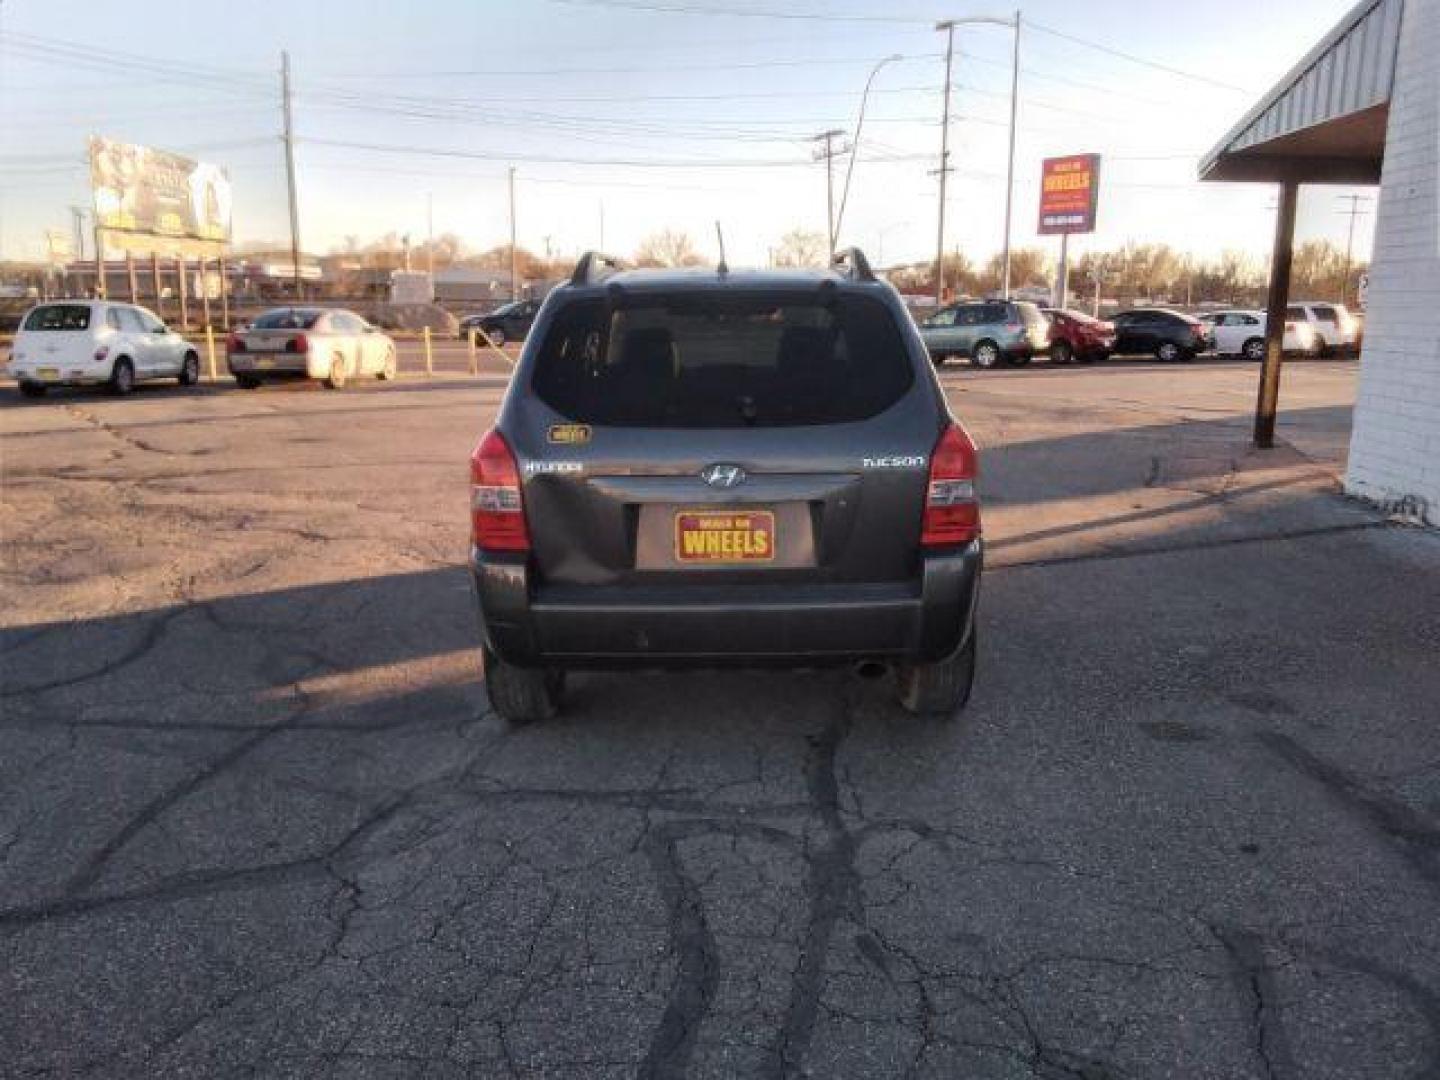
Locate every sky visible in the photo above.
<box><xmin>0</xmin><ymin>0</ymin><xmax>1376</xmax><ymax>271</ymax></box>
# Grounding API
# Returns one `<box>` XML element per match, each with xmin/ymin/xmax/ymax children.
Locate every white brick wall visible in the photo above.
<box><xmin>1345</xmin><ymin>0</ymin><xmax>1440</xmax><ymax>525</ymax></box>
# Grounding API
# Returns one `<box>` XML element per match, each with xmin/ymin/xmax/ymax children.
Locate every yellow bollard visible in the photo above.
<box><xmin>423</xmin><ymin>326</ymin><xmax>434</xmax><ymax>376</ymax></box>
<box><xmin>204</xmin><ymin>325</ymin><xmax>217</xmax><ymax>381</ymax></box>
<box><xmin>468</xmin><ymin>329</ymin><xmax>478</xmax><ymax>376</ymax></box>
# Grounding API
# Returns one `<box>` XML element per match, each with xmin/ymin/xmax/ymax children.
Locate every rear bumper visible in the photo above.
<box><xmin>227</xmin><ymin>354</ymin><xmax>327</xmax><ymax>378</ymax></box>
<box><xmin>472</xmin><ymin>542</ymin><xmax>982</xmax><ymax>667</ymax></box>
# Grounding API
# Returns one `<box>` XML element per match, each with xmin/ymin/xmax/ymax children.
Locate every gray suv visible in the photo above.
<box><xmin>470</xmin><ymin>250</ymin><xmax>983</xmax><ymax>723</ymax></box>
<box><xmin>919</xmin><ymin>299</ymin><xmax>1050</xmax><ymax>368</ymax></box>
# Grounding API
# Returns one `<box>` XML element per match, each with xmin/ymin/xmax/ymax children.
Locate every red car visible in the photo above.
<box><xmin>1040</xmin><ymin>308</ymin><xmax>1116</xmax><ymax>364</ymax></box>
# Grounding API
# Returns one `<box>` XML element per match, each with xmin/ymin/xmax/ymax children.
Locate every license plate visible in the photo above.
<box><xmin>37</xmin><ymin>367</ymin><xmax>60</xmax><ymax>380</ymax></box>
<box><xmin>256</xmin><ymin>358</ymin><xmax>275</xmax><ymax>370</ymax></box>
<box><xmin>674</xmin><ymin>510</ymin><xmax>775</xmax><ymax>563</ymax></box>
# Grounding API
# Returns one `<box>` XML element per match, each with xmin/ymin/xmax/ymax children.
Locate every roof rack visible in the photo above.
<box><xmin>570</xmin><ymin>251</ymin><xmax>624</xmax><ymax>286</ymax></box>
<box><xmin>831</xmin><ymin>247</ymin><xmax>876</xmax><ymax>283</ymax></box>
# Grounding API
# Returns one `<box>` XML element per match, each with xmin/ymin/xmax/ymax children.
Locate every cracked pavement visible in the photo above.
<box><xmin>2</xmin><ymin>359</ymin><xmax>1439</xmax><ymax>1078</ymax></box>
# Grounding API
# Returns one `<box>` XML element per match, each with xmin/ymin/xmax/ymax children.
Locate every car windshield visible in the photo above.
<box><xmin>23</xmin><ymin>304</ymin><xmax>91</xmax><ymax>331</ymax></box>
<box><xmin>252</xmin><ymin>309</ymin><xmax>321</xmax><ymax>330</ymax></box>
<box><xmin>532</xmin><ymin>291</ymin><xmax>912</xmax><ymax>428</ymax></box>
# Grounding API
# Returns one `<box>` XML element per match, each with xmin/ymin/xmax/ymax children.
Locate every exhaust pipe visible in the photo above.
<box><xmin>852</xmin><ymin>660</ymin><xmax>888</xmax><ymax>680</ymax></box>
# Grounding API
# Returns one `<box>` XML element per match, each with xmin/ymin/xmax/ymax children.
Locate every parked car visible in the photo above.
<box><xmin>470</xmin><ymin>250</ymin><xmax>982</xmax><ymax>723</ymax></box>
<box><xmin>459</xmin><ymin>299</ymin><xmax>541</xmax><ymax>345</ymax></box>
<box><xmin>1286</xmin><ymin>301</ymin><xmax>1360</xmax><ymax>354</ymax></box>
<box><xmin>1110</xmin><ymin>308</ymin><xmax>1211</xmax><ymax>361</ymax></box>
<box><xmin>1200</xmin><ymin>310</ymin><xmax>1320</xmax><ymax>359</ymax></box>
<box><xmin>227</xmin><ymin>307</ymin><xmax>397</xmax><ymax>389</ymax></box>
<box><xmin>1039</xmin><ymin>308</ymin><xmax>1115</xmax><ymax>363</ymax></box>
<box><xmin>8</xmin><ymin>300</ymin><xmax>199</xmax><ymax>397</ymax></box>
<box><xmin>918</xmin><ymin>299</ymin><xmax>1051</xmax><ymax>368</ymax></box>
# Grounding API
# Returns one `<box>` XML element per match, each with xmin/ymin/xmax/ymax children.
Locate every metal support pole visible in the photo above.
<box><xmin>177</xmin><ymin>254</ymin><xmax>190</xmax><ymax>329</ymax></box>
<box><xmin>423</xmin><ymin>326</ymin><xmax>433</xmax><ymax>376</ymax></box>
<box><xmin>934</xmin><ymin>22</ymin><xmax>956</xmax><ymax>308</ymax></box>
<box><xmin>151</xmin><ymin>252</ymin><xmax>163</xmax><ymax>316</ymax></box>
<box><xmin>1055</xmin><ymin>232</ymin><xmax>1069</xmax><ymax>310</ymax></box>
<box><xmin>93</xmin><ymin>225</ymin><xmax>105</xmax><ymax>298</ymax></box>
<box><xmin>1256</xmin><ymin>180</ymin><xmax>1299</xmax><ymax>449</ymax></box>
<box><xmin>508</xmin><ymin>166</ymin><xmax>519</xmax><ymax>301</ymax></box>
<box><xmin>281</xmin><ymin>51</ymin><xmax>303</xmax><ymax>301</ymax></box>
<box><xmin>468</xmin><ymin>329</ymin><xmax>478</xmax><ymax>375</ymax></box>
<box><xmin>1001</xmin><ymin>10</ymin><xmax>1021</xmax><ymax>300</ymax></box>
<box><xmin>200</xmin><ymin>255</ymin><xmax>213</xmax><ymax>329</ymax></box>
<box><xmin>205</xmin><ymin>324</ymin><xmax>217</xmax><ymax>381</ymax></box>
<box><xmin>219</xmin><ymin>253</ymin><xmax>230</xmax><ymax>329</ymax></box>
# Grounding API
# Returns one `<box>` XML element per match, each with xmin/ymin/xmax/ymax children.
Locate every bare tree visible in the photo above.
<box><xmin>634</xmin><ymin>228</ymin><xmax>703</xmax><ymax>268</ymax></box>
<box><xmin>772</xmin><ymin>228</ymin><xmax>827</xmax><ymax>269</ymax></box>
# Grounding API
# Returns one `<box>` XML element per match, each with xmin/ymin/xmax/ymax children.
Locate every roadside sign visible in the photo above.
<box><xmin>1038</xmin><ymin>154</ymin><xmax>1101</xmax><ymax>235</ymax></box>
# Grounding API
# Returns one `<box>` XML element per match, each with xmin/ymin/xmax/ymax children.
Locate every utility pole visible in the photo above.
<box><xmin>280</xmin><ymin>50</ymin><xmax>303</xmax><ymax>300</ymax></box>
<box><xmin>508</xmin><ymin>166</ymin><xmax>519</xmax><ymax>301</ymax></box>
<box><xmin>933</xmin><ymin>21</ymin><xmax>957</xmax><ymax>308</ymax></box>
<box><xmin>68</xmin><ymin>206</ymin><xmax>87</xmax><ymax>294</ymax></box>
<box><xmin>812</xmin><ymin>129</ymin><xmax>849</xmax><ymax>255</ymax></box>
<box><xmin>426</xmin><ymin>191</ymin><xmax>435</xmax><ymax>280</ymax></box>
<box><xmin>1000</xmin><ymin>10</ymin><xmax>1021</xmax><ymax>299</ymax></box>
<box><xmin>1336</xmin><ymin>194</ymin><xmax>1372</xmax><ymax>305</ymax></box>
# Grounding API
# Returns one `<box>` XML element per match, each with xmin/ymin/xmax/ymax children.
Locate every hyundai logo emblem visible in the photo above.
<box><xmin>701</xmin><ymin>463</ymin><xmax>746</xmax><ymax>488</ymax></box>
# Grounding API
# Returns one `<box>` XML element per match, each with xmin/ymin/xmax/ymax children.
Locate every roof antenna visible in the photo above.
<box><xmin>715</xmin><ymin>220</ymin><xmax>729</xmax><ymax>276</ymax></box>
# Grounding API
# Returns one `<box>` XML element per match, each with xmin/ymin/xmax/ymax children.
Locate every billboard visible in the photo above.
<box><xmin>1038</xmin><ymin>154</ymin><xmax>1101</xmax><ymax>235</ymax></box>
<box><xmin>89</xmin><ymin>137</ymin><xmax>232</xmax><ymax>244</ymax></box>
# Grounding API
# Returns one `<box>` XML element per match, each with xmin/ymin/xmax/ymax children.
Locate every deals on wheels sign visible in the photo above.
<box><xmin>1038</xmin><ymin>154</ymin><xmax>1101</xmax><ymax>235</ymax></box>
<box><xmin>89</xmin><ymin>137</ymin><xmax>233</xmax><ymax>243</ymax></box>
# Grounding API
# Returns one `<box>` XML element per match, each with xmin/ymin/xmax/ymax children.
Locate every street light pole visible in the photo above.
<box><xmin>933</xmin><ymin>21</ymin><xmax>956</xmax><ymax>309</ymax></box>
<box><xmin>1001</xmin><ymin>10</ymin><xmax>1021</xmax><ymax>300</ymax></box>
<box><xmin>834</xmin><ymin>53</ymin><xmax>902</xmax><ymax>248</ymax></box>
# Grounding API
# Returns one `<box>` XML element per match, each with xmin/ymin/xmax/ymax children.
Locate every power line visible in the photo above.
<box><xmin>549</xmin><ymin>0</ymin><xmax>929</xmax><ymax>24</ymax></box>
<box><xmin>308</xmin><ymin>51</ymin><xmax>942</xmax><ymax>79</ymax></box>
<box><xmin>1024</xmin><ymin>19</ymin><xmax>1254</xmax><ymax>94</ymax></box>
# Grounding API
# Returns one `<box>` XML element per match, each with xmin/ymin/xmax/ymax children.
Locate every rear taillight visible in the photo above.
<box><xmin>922</xmin><ymin>423</ymin><xmax>980</xmax><ymax>547</ymax></box>
<box><xmin>226</xmin><ymin>332</ymin><xmax>246</xmax><ymax>353</ymax></box>
<box><xmin>1005</xmin><ymin>321</ymin><xmax>1022</xmax><ymax>333</ymax></box>
<box><xmin>286</xmin><ymin>334</ymin><xmax>309</xmax><ymax>354</ymax></box>
<box><xmin>470</xmin><ymin>429</ymin><xmax>529</xmax><ymax>552</ymax></box>
<box><xmin>93</xmin><ymin>345</ymin><xmax>110</xmax><ymax>363</ymax></box>
<box><xmin>1285</xmin><ymin>322</ymin><xmax>1296</xmax><ymax>333</ymax></box>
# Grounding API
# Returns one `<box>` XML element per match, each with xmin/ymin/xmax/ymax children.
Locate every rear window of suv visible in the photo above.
<box><xmin>23</xmin><ymin>304</ymin><xmax>91</xmax><ymax>331</ymax></box>
<box><xmin>532</xmin><ymin>291</ymin><xmax>914</xmax><ymax>428</ymax></box>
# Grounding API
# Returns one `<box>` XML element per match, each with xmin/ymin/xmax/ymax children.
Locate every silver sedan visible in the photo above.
<box><xmin>226</xmin><ymin>307</ymin><xmax>397</xmax><ymax>389</ymax></box>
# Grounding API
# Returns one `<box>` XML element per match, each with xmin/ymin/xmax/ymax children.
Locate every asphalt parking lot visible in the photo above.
<box><xmin>3</xmin><ymin>357</ymin><xmax>1438</xmax><ymax>1078</ymax></box>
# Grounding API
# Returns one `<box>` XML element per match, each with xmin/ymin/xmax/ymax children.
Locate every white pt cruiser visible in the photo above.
<box><xmin>8</xmin><ymin>301</ymin><xmax>199</xmax><ymax>397</ymax></box>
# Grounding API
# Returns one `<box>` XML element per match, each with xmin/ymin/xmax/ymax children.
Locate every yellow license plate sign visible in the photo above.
<box><xmin>37</xmin><ymin>367</ymin><xmax>60</xmax><ymax>379</ymax></box>
<box><xmin>256</xmin><ymin>358</ymin><xmax>274</xmax><ymax>370</ymax></box>
<box><xmin>674</xmin><ymin>510</ymin><xmax>775</xmax><ymax>563</ymax></box>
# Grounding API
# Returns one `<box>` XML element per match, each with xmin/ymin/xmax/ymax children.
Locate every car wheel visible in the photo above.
<box><xmin>19</xmin><ymin>381</ymin><xmax>46</xmax><ymax>398</ymax></box>
<box><xmin>109</xmin><ymin>357</ymin><xmax>135</xmax><ymax>396</ymax></box>
<box><xmin>1050</xmin><ymin>341</ymin><xmax>1073</xmax><ymax>365</ymax></box>
<box><xmin>896</xmin><ymin>632</ymin><xmax>976</xmax><ymax>719</ymax></box>
<box><xmin>178</xmin><ymin>351</ymin><xmax>200</xmax><ymax>385</ymax></box>
<box><xmin>1155</xmin><ymin>342</ymin><xmax>1181</xmax><ymax>363</ymax></box>
<box><xmin>930</xmin><ymin>351</ymin><xmax>946</xmax><ymax>367</ymax></box>
<box><xmin>482</xmin><ymin>645</ymin><xmax>564</xmax><ymax>724</ymax></box>
<box><xmin>377</xmin><ymin>347</ymin><xmax>397</xmax><ymax>380</ymax></box>
<box><xmin>324</xmin><ymin>354</ymin><xmax>347</xmax><ymax>389</ymax></box>
<box><xmin>1240</xmin><ymin>337</ymin><xmax>1265</xmax><ymax>362</ymax></box>
<box><xmin>972</xmin><ymin>340</ymin><xmax>1001</xmax><ymax>369</ymax></box>
<box><xmin>487</xmin><ymin>326</ymin><xmax>506</xmax><ymax>347</ymax></box>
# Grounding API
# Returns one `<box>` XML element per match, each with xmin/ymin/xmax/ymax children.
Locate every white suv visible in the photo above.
<box><xmin>1286</xmin><ymin>301</ymin><xmax>1361</xmax><ymax>355</ymax></box>
<box><xmin>8</xmin><ymin>301</ymin><xmax>199</xmax><ymax>397</ymax></box>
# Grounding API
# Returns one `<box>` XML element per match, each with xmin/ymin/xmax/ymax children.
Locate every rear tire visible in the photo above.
<box><xmin>109</xmin><ymin>358</ymin><xmax>135</xmax><ymax>396</ymax></box>
<box><xmin>972</xmin><ymin>340</ymin><xmax>1001</xmax><ymax>369</ymax></box>
<box><xmin>19</xmin><ymin>381</ymin><xmax>46</xmax><ymax>398</ymax></box>
<box><xmin>896</xmin><ymin>632</ymin><xmax>976</xmax><ymax>719</ymax></box>
<box><xmin>178</xmin><ymin>351</ymin><xmax>200</xmax><ymax>385</ymax></box>
<box><xmin>483</xmin><ymin>646</ymin><xmax>563</xmax><ymax>724</ymax></box>
<box><xmin>487</xmin><ymin>326</ymin><xmax>506</xmax><ymax>347</ymax></box>
<box><xmin>1242</xmin><ymin>337</ymin><xmax>1265</xmax><ymax>362</ymax></box>
<box><xmin>1155</xmin><ymin>341</ymin><xmax>1181</xmax><ymax>363</ymax></box>
<box><xmin>1050</xmin><ymin>341</ymin><xmax>1073</xmax><ymax>365</ymax></box>
<box><xmin>377</xmin><ymin>347</ymin><xmax>397</xmax><ymax>380</ymax></box>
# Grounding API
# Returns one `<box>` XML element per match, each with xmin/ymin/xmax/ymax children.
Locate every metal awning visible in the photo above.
<box><xmin>1199</xmin><ymin>0</ymin><xmax>1402</xmax><ymax>184</ymax></box>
